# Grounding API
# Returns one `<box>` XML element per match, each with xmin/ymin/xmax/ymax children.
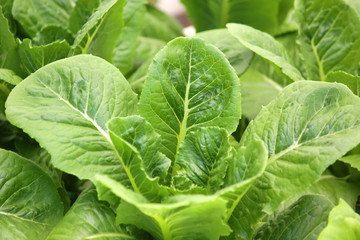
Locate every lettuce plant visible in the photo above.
<box><xmin>1</xmin><ymin>0</ymin><xmax>360</xmax><ymax>239</ymax></box>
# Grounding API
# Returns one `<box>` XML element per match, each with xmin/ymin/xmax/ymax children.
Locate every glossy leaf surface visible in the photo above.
<box><xmin>138</xmin><ymin>37</ymin><xmax>241</xmax><ymax>161</ymax></box>
<box><xmin>6</xmin><ymin>55</ymin><xmax>138</xmax><ymax>186</ymax></box>
<box><xmin>228</xmin><ymin>81</ymin><xmax>360</xmax><ymax>239</ymax></box>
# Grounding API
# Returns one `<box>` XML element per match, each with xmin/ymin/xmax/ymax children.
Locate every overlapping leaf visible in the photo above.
<box><xmin>254</xmin><ymin>195</ymin><xmax>334</xmax><ymax>240</ymax></box>
<box><xmin>228</xmin><ymin>81</ymin><xmax>360</xmax><ymax>239</ymax></box>
<box><xmin>138</xmin><ymin>37</ymin><xmax>241</xmax><ymax>161</ymax></box>
<box><xmin>6</xmin><ymin>55</ymin><xmax>138</xmax><ymax>186</ymax></box>
<box><xmin>0</xmin><ymin>149</ymin><xmax>63</xmax><ymax>240</ymax></box>
<box><xmin>295</xmin><ymin>0</ymin><xmax>360</xmax><ymax>81</ymax></box>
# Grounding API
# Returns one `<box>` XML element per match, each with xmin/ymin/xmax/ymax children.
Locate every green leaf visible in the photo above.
<box><xmin>295</xmin><ymin>0</ymin><xmax>360</xmax><ymax>81</ymax></box>
<box><xmin>318</xmin><ymin>199</ymin><xmax>360</xmax><ymax>240</ymax></box>
<box><xmin>113</xmin><ymin>0</ymin><xmax>147</xmax><ymax>75</ymax></box>
<box><xmin>0</xmin><ymin>69</ymin><xmax>21</xmax><ymax>112</ymax></box>
<box><xmin>68</xmin><ymin>0</ymin><xmax>100</xmax><ymax>35</ymax></box>
<box><xmin>72</xmin><ymin>0</ymin><xmax>125</xmax><ymax>62</ymax></box>
<box><xmin>128</xmin><ymin>58</ymin><xmax>152</xmax><ymax>95</ymax></box>
<box><xmin>0</xmin><ymin>7</ymin><xmax>22</xmax><ymax>76</ymax></box>
<box><xmin>33</xmin><ymin>25</ymin><xmax>74</xmax><ymax>45</ymax></box>
<box><xmin>5</xmin><ymin>55</ymin><xmax>138</xmax><ymax>187</ymax></box>
<box><xmin>218</xmin><ymin>135</ymin><xmax>267</xmax><ymax>222</ymax></box>
<box><xmin>240</xmin><ymin>67</ymin><xmax>282</xmax><ymax>120</ymax></box>
<box><xmin>46</xmin><ymin>186</ymin><xmax>132</xmax><ymax>240</ymax></box>
<box><xmin>254</xmin><ymin>195</ymin><xmax>334</xmax><ymax>240</ymax></box>
<box><xmin>12</xmin><ymin>0</ymin><xmax>74</xmax><ymax>38</ymax></box>
<box><xmin>228</xmin><ymin>81</ymin><xmax>360</xmax><ymax>239</ymax></box>
<box><xmin>325</xmin><ymin>71</ymin><xmax>360</xmax><ymax>96</ymax></box>
<box><xmin>133</xmin><ymin>36</ymin><xmax>166</xmax><ymax>69</ymax></box>
<box><xmin>107</xmin><ymin>116</ymin><xmax>170</xmax><ymax>202</ymax></box>
<box><xmin>340</xmin><ymin>155</ymin><xmax>360</xmax><ymax>171</ymax></box>
<box><xmin>227</xmin><ymin>23</ymin><xmax>303</xmax><ymax>82</ymax></box>
<box><xmin>181</xmin><ymin>0</ymin><xmax>291</xmax><ymax>33</ymax></box>
<box><xmin>196</xmin><ymin>29</ymin><xmax>253</xmax><ymax>76</ymax></box>
<box><xmin>18</xmin><ymin>39</ymin><xmax>71</xmax><ymax>75</ymax></box>
<box><xmin>0</xmin><ymin>149</ymin><xmax>63</xmax><ymax>240</ymax></box>
<box><xmin>141</xmin><ymin>5</ymin><xmax>183</xmax><ymax>42</ymax></box>
<box><xmin>138</xmin><ymin>37</ymin><xmax>241</xmax><ymax>162</ymax></box>
<box><xmin>128</xmin><ymin>37</ymin><xmax>166</xmax><ymax>94</ymax></box>
<box><xmin>174</xmin><ymin>127</ymin><xmax>230</xmax><ymax>193</ymax></box>
<box><xmin>96</xmin><ymin>175</ymin><xmax>231</xmax><ymax>240</ymax></box>
<box><xmin>306</xmin><ymin>174</ymin><xmax>360</xmax><ymax>208</ymax></box>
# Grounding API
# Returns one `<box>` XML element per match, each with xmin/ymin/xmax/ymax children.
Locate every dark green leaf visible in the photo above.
<box><xmin>254</xmin><ymin>195</ymin><xmax>333</xmax><ymax>240</ymax></box>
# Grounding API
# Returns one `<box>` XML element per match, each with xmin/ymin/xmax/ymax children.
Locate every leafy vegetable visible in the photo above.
<box><xmin>295</xmin><ymin>0</ymin><xmax>360</xmax><ymax>81</ymax></box>
<box><xmin>318</xmin><ymin>199</ymin><xmax>360</xmax><ymax>240</ymax></box>
<box><xmin>254</xmin><ymin>195</ymin><xmax>334</xmax><ymax>240</ymax></box>
<box><xmin>1</xmin><ymin>0</ymin><xmax>360</xmax><ymax>239</ymax></box>
<box><xmin>138</xmin><ymin>37</ymin><xmax>241</xmax><ymax>161</ymax></box>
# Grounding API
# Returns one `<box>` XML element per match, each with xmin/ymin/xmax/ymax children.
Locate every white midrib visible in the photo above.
<box><xmin>39</xmin><ymin>81</ymin><xmax>111</xmax><ymax>143</ymax></box>
<box><xmin>175</xmin><ymin>49</ymin><xmax>193</xmax><ymax>157</ymax></box>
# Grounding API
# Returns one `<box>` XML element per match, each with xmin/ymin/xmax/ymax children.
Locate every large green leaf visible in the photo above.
<box><xmin>295</xmin><ymin>0</ymin><xmax>360</xmax><ymax>81</ymax></box>
<box><xmin>113</xmin><ymin>0</ymin><xmax>147</xmax><ymax>75</ymax></box>
<box><xmin>181</xmin><ymin>0</ymin><xmax>291</xmax><ymax>33</ymax></box>
<box><xmin>196</xmin><ymin>29</ymin><xmax>253</xmax><ymax>76</ymax></box>
<box><xmin>18</xmin><ymin>39</ymin><xmax>71</xmax><ymax>75</ymax></box>
<box><xmin>228</xmin><ymin>81</ymin><xmax>360</xmax><ymax>239</ymax></box>
<box><xmin>5</xmin><ymin>55</ymin><xmax>138</xmax><ymax>186</ymax></box>
<box><xmin>72</xmin><ymin>0</ymin><xmax>125</xmax><ymax>62</ymax></box>
<box><xmin>138</xmin><ymin>37</ymin><xmax>241</xmax><ymax>162</ymax></box>
<box><xmin>174</xmin><ymin>127</ymin><xmax>230</xmax><ymax>193</ymax></box>
<box><xmin>227</xmin><ymin>23</ymin><xmax>303</xmax><ymax>82</ymax></box>
<box><xmin>0</xmin><ymin>7</ymin><xmax>21</xmax><ymax>75</ymax></box>
<box><xmin>12</xmin><ymin>0</ymin><xmax>73</xmax><ymax>38</ymax></box>
<box><xmin>253</xmin><ymin>195</ymin><xmax>334</xmax><ymax>240</ymax></box>
<box><xmin>240</xmin><ymin>68</ymin><xmax>282</xmax><ymax>120</ymax></box>
<box><xmin>318</xmin><ymin>199</ymin><xmax>360</xmax><ymax>240</ymax></box>
<box><xmin>141</xmin><ymin>5</ymin><xmax>183</xmax><ymax>42</ymax></box>
<box><xmin>46</xmin><ymin>186</ymin><xmax>131</xmax><ymax>240</ymax></box>
<box><xmin>325</xmin><ymin>71</ymin><xmax>360</xmax><ymax>96</ymax></box>
<box><xmin>0</xmin><ymin>149</ymin><xmax>63</xmax><ymax>240</ymax></box>
<box><xmin>107</xmin><ymin>116</ymin><xmax>170</xmax><ymax>202</ymax></box>
<box><xmin>96</xmin><ymin>175</ymin><xmax>231</xmax><ymax>240</ymax></box>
